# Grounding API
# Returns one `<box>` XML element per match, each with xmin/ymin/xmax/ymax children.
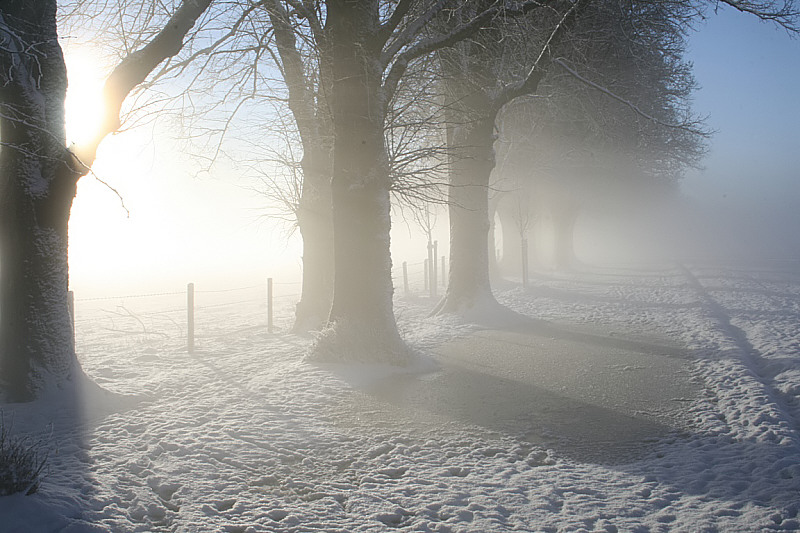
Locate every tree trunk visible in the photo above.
<box><xmin>0</xmin><ymin>2</ymin><xmax>82</xmax><ymax>401</ymax></box>
<box><xmin>267</xmin><ymin>2</ymin><xmax>334</xmax><ymax>332</ymax></box>
<box><xmin>435</xmin><ymin>113</ymin><xmax>501</xmax><ymax>314</ymax></box>
<box><xmin>294</xmin><ymin>147</ymin><xmax>333</xmax><ymax>331</ymax></box>
<box><xmin>312</xmin><ymin>0</ymin><xmax>409</xmax><ymax>363</ymax></box>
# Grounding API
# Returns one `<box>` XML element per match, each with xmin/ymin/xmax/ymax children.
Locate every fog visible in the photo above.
<box><xmin>63</xmin><ymin>5</ymin><xmax>800</xmax><ymax>301</ymax></box>
<box><xmin>7</xmin><ymin>4</ymin><xmax>800</xmax><ymax>529</ymax></box>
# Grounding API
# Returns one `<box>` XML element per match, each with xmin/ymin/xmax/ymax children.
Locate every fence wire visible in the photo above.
<box><xmin>72</xmin><ymin>257</ymin><xmax>440</xmax><ymax>353</ymax></box>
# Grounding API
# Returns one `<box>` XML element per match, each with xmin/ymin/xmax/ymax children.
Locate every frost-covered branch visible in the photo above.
<box><xmin>282</xmin><ymin>0</ymin><xmax>324</xmax><ymax>41</ymax></box>
<box><xmin>376</xmin><ymin>0</ymin><xmax>418</xmax><ymax>46</ymax></box>
<box><xmin>382</xmin><ymin>2</ymin><xmax>503</xmax><ymax>112</ymax></box>
<box><xmin>552</xmin><ymin>57</ymin><xmax>710</xmax><ymax>136</ymax></box>
<box><xmin>150</xmin><ymin>4</ymin><xmax>259</xmax><ymax>83</ymax></box>
<box><xmin>490</xmin><ymin>0</ymin><xmax>586</xmax><ymax>114</ymax></box>
<box><xmin>718</xmin><ymin>0</ymin><xmax>800</xmax><ymax>32</ymax></box>
<box><xmin>380</xmin><ymin>0</ymin><xmax>449</xmax><ymax>65</ymax></box>
<box><xmin>71</xmin><ymin>0</ymin><xmax>215</xmax><ymax>170</ymax></box>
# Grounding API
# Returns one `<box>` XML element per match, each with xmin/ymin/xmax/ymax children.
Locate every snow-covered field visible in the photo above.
<box><xmin>2</xmin><ymin>263</ymin><xmax>799</xmax><ymax>532</ymax></box>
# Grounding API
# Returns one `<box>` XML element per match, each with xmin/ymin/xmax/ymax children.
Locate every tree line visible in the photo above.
<box><xmin>1</xmin><ymin>0</ymin><xmax>798</xmax><ymax>401</ymax></box>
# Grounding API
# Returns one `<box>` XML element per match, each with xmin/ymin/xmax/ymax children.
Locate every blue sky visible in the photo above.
<box><xmin>684</xmin><ymin>5</ymin><xmax>800</xmax><ymax>204</ymax></box>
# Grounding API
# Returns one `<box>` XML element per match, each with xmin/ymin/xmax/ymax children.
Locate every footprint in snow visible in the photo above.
<box><xmin>378</xmin><ymin>466</ymin><xmax>408</xmax><ymax>479</ymax></box>
<box><xmin>267</xmin><ymin>509</ymin><xmax>288</xmax><ymax>521</ymax></box>
<box><xmin>215</xmin><ymin>499</ymin><xmax>237</xmax><ymax>512</ymax></box>
<box><xmin>147</xmin><ymin>477</ymin><xmax>181</xmax><ymax>501</ymax></box>
<box><xmin>442</xmin><ymin>466</ymin><xmax>470</xmax><ymax>477</ymax></box>
<box><xmin>367</xmin><ymin>443</ymin><xmax>395</xmax><ymax>459</ymax></box>
<box><xmin>376</xmin><ymin>512</ymin><xmax>407</xmax><ymax>527</ymax></box>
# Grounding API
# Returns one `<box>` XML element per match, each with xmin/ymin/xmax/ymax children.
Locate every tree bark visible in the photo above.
<box><xmin>294</xmin><ymin>147</ymin><xmax>333</xmax><ymax>331</ymax></box>
<box><xmin>0</xmin><ymin>2</ymin><xmax>83</xmax><ymax>401</ymax></box>
<box><xmin>267</xmin><ymin>2</ymin><xmax>335</xmax><ymax>332</ymax></box>
<box><xmin>312</xmin><ymin>0</ymin><xmax>409</xmax><ymax>363</ymax></box>
<box><xmin>487</xmin><ymin>197</ymin><xmax>501</xmax><ymax>282</ymax></box>
<box><xmin>0</xmin><ymin>0</ymin><xmax>212</xmax><ymax>400</ymax></box>
<box><xmin>435</xmin><ymin>110</ymin><xmax>500</xmax><ymax>314</ymax></box>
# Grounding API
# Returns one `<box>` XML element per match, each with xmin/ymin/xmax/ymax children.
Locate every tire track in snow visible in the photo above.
<box><xmin>679</xmin><ymin>264</ymin><xmax>800</xmax><ymax>439</ymax></box>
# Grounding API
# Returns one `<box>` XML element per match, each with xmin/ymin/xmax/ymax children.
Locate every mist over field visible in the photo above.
<box><xmin>2</xmin><ymin>1</ymin><xmax>800</xmax><ymax>532</ymax></box>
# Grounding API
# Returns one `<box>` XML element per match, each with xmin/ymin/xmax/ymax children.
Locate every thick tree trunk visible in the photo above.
<box><xmin>0</xmin><ymin>2</ymin><xmax>82</xmax><ymax>401</ymax></box>
<box><xmin>311</xmin><ymin>0</ymin><xmax>409</xmax><ymax>363</ymax></box>
<box><xmin>435</xmin><ymin>114</ymin><xmax>502</xmax><ymax>315</ymax></box>
<box><xmin>0</xmin><ymin>172</ymin><xmax>78</xmax><ymax>402</ymax></box>
<box><xmin>294</xmin><ymin>148</ymin><xmax>333</xmax><ymax>331</ymax></box>
<box><xmin>267</xmin><ymin>3</ymin><xmax>334</xmax><ymax>332</ymax></box>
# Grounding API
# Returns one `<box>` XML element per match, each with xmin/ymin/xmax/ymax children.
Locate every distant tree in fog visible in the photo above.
<box><xmin>435</xmin><ymin>0</ymin><xmax>798</xmax><ymax>310</ymax></box>
<box><xmin>432</xmin><ymin>0</ymin><xmax>589</xmax><ymax>317</ymax></box>
<box><xmin>493</xmin><ymin>0</ymin><xmax>708</xmax><ymax>271</ymax></box>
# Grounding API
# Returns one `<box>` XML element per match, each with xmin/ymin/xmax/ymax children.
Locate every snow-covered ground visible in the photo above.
<box><xmin>2</xmin><ymin>263</ymin><xmax>799</xmax><ymax>532</ymax></box>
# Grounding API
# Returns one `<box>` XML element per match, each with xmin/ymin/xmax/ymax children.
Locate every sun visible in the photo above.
<box><xmin>64</xmin><ymin>48</ymin><xmax>106</xmax><ymax>147</ymax></box>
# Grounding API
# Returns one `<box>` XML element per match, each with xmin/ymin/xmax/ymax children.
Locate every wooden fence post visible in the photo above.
<box><xmin>267</xmin><ymin>277</ymin><xmax>274</xmax><ymax>334</ymax></box>
<box><xmin>402</xmin><ymin>261</ymin><xmax>409</xmax><ymax>296</ymax></box>
<box><xmin>187</xmin><ymin>283</ymin><xmax>195</xmax><ymax>353</ymax></box>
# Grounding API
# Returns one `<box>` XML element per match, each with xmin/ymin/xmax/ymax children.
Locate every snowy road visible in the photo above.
<box><xmin>358</xmin><ymin>323</ymin><xmax>699</xmax><ymax>464</ymax></box>
<box><xmin>2</xmin><ymin>263</ymin><xmax>800</xmax><ymax>532</ymax></box>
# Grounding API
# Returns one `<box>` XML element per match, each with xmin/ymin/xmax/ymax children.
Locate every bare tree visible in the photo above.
<box><xmin>432</xmin><ymin>0</ymin><xmax>587</xmax><ymax>316</ymax></box>
<box><xmin>433</xmin><ymin>0</ymin><xmax>799</xmax><ymax>313</ymax></box>
<box><xmin>492</xmin><ymin>0</ymin><xmax>708</xmax><ymax>271</ymax></box>
<box><xmin>260</xmin><ymin>1</ymin><xmax>335</xmax><ymax>333</ymax></box>
<box><xmin>295</xmin><ymin>0</ymin><xmax>544</xmax><ymax>362</ymax></box>
<box><xmin>0</xmin><ymin>0</ymin><xmax>212</xmax><ymax>401</ymax></box>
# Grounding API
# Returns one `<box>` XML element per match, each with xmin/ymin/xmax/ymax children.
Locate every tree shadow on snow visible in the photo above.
<box><xmin>0</xmin><ymin>375</ymin><xmax>148</xmax><ymax>531</ymax></box>
<box><xmin>345</xmin><ymin>319</ymin><xmax>701</xmax><ymax>465</ymax></box>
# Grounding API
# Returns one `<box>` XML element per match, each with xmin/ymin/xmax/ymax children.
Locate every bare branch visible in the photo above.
<box><xmin>552</xmin><ymin>57</ymin><xmax>710</xmax><ymax>136</ymax></box>
<box><xmin>490</xmin><ymin>0</ymin><xmax>586</xmax><ymax>114</ymax></box>
<box><xmin>380</xmin><ymin>0</ymin><xmax>449</xmax><ymax>64</ymax></box>
<box><xmin>73</xmin><ymin>0</ymin><xmax>215</xmax><ymax>170</ymax></box>
<box><xmin>382</xmin><ymin>0</ymin><xmax>551</xmax><ymax>112</ymax></box>
<box><xmin>376</xmin><ymin>0</ymin><xmax>418</xmax><ymax>47</ymax></box>
<box><xmin>717</xmin><ymin>0</ymin><xmax>800</xmax><ymax>32</ymax></box>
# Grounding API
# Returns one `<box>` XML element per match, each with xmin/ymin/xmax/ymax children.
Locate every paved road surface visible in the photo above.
<box><xmin>347</xmin><ymin>319</ymin><xmax>701</xmax><ymax>464</ymax></box>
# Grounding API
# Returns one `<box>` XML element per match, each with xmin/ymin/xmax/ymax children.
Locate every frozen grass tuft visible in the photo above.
<box><xmin>0</xmin><ymin>412</ymin><xmax>48</xmax><ymax>496</ymax></box>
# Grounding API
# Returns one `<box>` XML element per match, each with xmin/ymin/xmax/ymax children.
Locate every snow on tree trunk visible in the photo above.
<box><xmin>0</xmin><ymin>2</ymin><xmax>82</xmax><ymax>401</ymax></box>
<box><xmin>267</xmin><ymin>3</ymin><xmax>334</xmax><ymax>332</ymax></box>
<box><xmin>294</xmin><ymin>148</ymin><xmax>334</xmax><ymax>332</ymax></box>
<box><xmin>310</xmin><ymin>0</ymin><xmax>410</xmax><ymax>364</ymax></box>
<box><xmin>434</xmin><ymin>113</ymin><xmax>503</xmax><ymax>317</ymax></box>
